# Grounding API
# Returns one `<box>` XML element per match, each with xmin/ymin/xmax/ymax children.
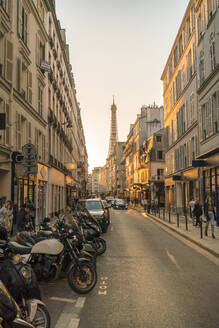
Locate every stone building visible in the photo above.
<box><xmin>0</xmin><ymin>0</ymin><xmax>88</xmax><ymax>223</ymax></box>
<box><xmin>161</xmin><ymin>0</ymin><xmax>199</xmax><ymax>214</ymax></box>
<box><xmin>195</xmin><ymin>0</ymin><xmax>219</xmax><ymax>224</ymax></box>
<box><xmin>91</xmin><ymin>167</ymin><xmax>101</xmax><ymax>196</ymax></box>
<box><xmin>124</xmin><ymin>104</ymin><xmax>164</xmax><ymax>202</ymax></box>
<box><xmin>139</xmin><ymin>129</ymin><xmax>165</xmax><ymax>206</ymax></box>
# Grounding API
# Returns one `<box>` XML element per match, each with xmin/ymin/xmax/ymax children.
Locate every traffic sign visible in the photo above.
<box><xmin>22</xmin><ymin>144</ymin><xmax>38</xmax><ymax>175</ymax></box>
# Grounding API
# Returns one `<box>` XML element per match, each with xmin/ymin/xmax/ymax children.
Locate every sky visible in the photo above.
<box><xmin>56</xmin><ymin>0</ymin><xmax>189</xmax><ymax>172</ymax></box>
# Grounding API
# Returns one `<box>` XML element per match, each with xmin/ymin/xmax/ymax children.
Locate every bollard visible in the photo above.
<box><xmin>163</xmin><ymin>208</ymin><xmax>165</xmax><ymax>221</ymax></box>
<box><xmin>158</xmin><ymin>208</ymin><xmax>160</xmax><ymax>218</ymax></box>
<box><xmin>177</xmin><ymin>213</ymin><xmax>179</xmax><ymax>228</ymax></box>
<box><xmin>200</xmin><ymin>219</ymin><xmax>203</xmax><ymax>239</ymax></box>
<box><xmin>185</xmin><ymin>212</ymin><xmax>188</xmax><ymax>231</ymax></box>
<box><xmin>168</xmin><ymin>206</ymin><xmax>171</xmax><ymax>223</ymax></box>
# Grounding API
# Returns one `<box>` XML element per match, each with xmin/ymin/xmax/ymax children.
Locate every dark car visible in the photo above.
<box><xmin>114</xmin><ymin>199</ymin><xmax>128</xmax><ymax>210</ymax></box>
<box><xmin>101</xmin><ymin>200</ymin><xmax>111</xmax><ymax>224</ymax></box>
<box><xmin>78</xmin><ymin>199</ymin><xmax>109</xmax><ymax>233</ymax></box>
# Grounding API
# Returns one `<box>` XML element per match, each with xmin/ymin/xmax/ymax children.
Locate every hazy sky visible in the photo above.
<box><xmin>56</xmin><ymin>0</ymin><xmax>189</xmax><ymax>172</ymax></box>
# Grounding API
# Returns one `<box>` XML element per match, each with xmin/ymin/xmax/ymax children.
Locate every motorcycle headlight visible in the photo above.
<box><xmin>20</xmin><ymin>265</ymin><xmax>32</xmax><ymax>284</ymax></box>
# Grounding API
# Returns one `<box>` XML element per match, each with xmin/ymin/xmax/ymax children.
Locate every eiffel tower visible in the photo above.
<box><xmin>108</xmin><ymin>97</ymin><xmax>118</xmax><ymax>158</ymax></box>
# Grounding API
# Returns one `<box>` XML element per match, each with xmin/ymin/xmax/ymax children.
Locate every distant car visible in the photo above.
<box><xmin>78</xmin><ymin>198</ymin><xmax>109</xmax><ymax>232</ymax></box>
<box><xmin>114</xmin><ymin>199</ymin><xmax>128</xmax><ymax>210</ymax></box>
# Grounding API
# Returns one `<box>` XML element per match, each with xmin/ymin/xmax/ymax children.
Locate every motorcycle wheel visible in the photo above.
<box><xmin>30</xmin><ymin>304</ymin><xmax>51</xmax><ymax>328</ymax></box>
<box><xmin>67</xmin><ymin>261</ymin><xmax>97</xmax><ymax>294</ymax></box>
<box><xmin>95</xmin><ymin>238</ymin><xmax>106</xmax><ymax>255</ymax></box>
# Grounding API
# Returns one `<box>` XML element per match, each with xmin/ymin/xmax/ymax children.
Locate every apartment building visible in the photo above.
<box><xmin>124</xmin><ymin>104</ymin><xmax>164</xmax><ymax>201</ymax></box>
<box><xmin>195</xmin><ymin>0</ymin><xmax>219</xmax><ymax>223</ymax></box>
<box><xmin>0</xmin><ymin>0</ymin><xmax>88</xmax><ymax>222</ymax></box>
<box><xmin>140</xmin><ymin>129</ymin><xmax>165</xmax><ymax>205</ymax></box>
<box><xmin>91</xmin><ymin>167</ymin><xmax>101</xmax><ymax>196</ymax></box>
<box><xmin>161</xmin><ymin>0</ymin><xmax>199</xmax><ymax>214</ymax></box>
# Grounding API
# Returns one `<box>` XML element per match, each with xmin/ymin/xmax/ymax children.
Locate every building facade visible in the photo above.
<box><xmin>0</xmin><ymin>0</ymin><xmax>88</xmax><ymax>223</ymax></box>
<box><xmin>195</xmin><ymin>0</ymin><xmax>219</xmax><ymax>224</ymax></box>
<box><xmin>161</xmin><ymin>0</ymin><xmax>199</xmax><ymax>214</ymax></box>
<box><xmin>124</xmin><ymin>104</ymin><xmax>164</xmax><ymax>202</ymax></box>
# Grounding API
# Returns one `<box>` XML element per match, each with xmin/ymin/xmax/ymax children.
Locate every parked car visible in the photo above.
<box><xmin>78</xmin><ymin>199</ymin><xmax>109</xmax><ymax>232</ymax></box>
<box><xmin>114</xmin><ymin>199</ymin><xmax>128</xmax><ymax>210</ymax></box>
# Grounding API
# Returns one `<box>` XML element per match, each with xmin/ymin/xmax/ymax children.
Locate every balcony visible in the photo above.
<box><xmin>150</xmin><ymin>175</ymin><xmax>164</xmax><ymax>182</ymax></box>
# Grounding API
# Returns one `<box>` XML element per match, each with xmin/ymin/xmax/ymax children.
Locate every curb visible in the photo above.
<box><xmin>131</xmin><ymin>207</ymin><xmax>219</xmax><ymax>259</ymax></box>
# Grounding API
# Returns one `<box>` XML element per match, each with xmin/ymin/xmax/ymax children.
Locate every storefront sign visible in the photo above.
<box><xmin>37</xmin><ymin>164</ymin><xmax>48</xmax><ymax>181</ymax></box>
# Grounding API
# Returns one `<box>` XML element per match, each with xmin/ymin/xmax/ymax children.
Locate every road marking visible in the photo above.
<box><xmin>111</xmin><ymin>225</ymin><xmax>114</xmax><ymax>231</ymax></box>
<box><xmin>166</xmin><ymin>248</ymin><xmax>181</xmax><ymax>270</ymax></box>
<box><xmin>75</xmin><ymin>297</ymin><xmax>86</xmax><ymax>308</ymax></box>
<box><xmin>49</xmin><ymin>297</ymin><xmax>76</xmax><ymax>304</ymax></box>
<box><xmin>98</xmin><ymin>276</ymin><xmax>108</xmax><ymax>295</ymax></box>
<box><xmin>68</xmin><ymin>318</ymin><xmax>80</xmax><ymax>328</ymax></box>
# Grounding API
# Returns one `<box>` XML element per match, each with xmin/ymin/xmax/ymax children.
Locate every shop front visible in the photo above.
<box><xmin>49</xmin><ymin>168</ymin><xmax>65</xmax><ymax>216</ymax></box>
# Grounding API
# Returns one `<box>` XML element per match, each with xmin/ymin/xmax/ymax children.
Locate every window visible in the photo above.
<box><xmin>212</xmin><ymin>93</ymin><xmax>218</xmax><ymax>133</ymax></box>
<box><xmin>187</xmin><ymin>50</ymin><xmax>192</xmax><ymax>82</ymax></box>
<box><xmin>16</xmin><ymin>112</ymin><xmax>21</xmax><ymax>150</ymax></box>
<box><xmin>5</xmin><ymin>103</ymin><xmax>10</xmax><ymax>145</ymax></box>
<box><xmin>210</xmin><ymin>41</ymin><xmax>216</xmax><ymax>71</ymax></box>
<box><xmin>157</xmin><ymin>151</ymin><xmax>163</xmax><ymax>160</ymax></box>
<box><xmin>169</xmin><ymin>60</ymin><xmax>173</xmax><ymax>79</ymax></box>
<box><xmin>174</xmin><ymin>46</ymin><xmax>178</xmax><ymax>68</ymax></box>
<box><xmin>156</xmin><ymin>136</ymin><xmax>161</xmax><ymax>142</ymax></box>
<box><xmin>21</xmin><ymin>7</ymin><xmax>28</xmax><ymax>44</ymax></box>
<box><xmin>179</xmin><ymin>35</ymin><xmax>183</xmax><ymax>57</ymax></box>
<box><xmin>38</xmin><ymin>85</ymin><xmax>43</xmax><ymax>116</ymax></box>
<box><xmin>5</xmin><ymin>40</ymin><xmax>13</xmax><ymax>83</ymax></box>
<box><xmin>199</xmin><ymin>56</ymin><xmax>205</xmax><ymax>86</ymax></box>
<box><xmin>157</xmin><ymin>169</ymin><xmax>164</xmax><ymax>179</ymax></box>
<box><xmin>36</xmin><ymin>35</ymin><xmax>45</xmax><ymax>66</ymax></box>
<box><xmin>190</xmin><ymin>93</ymin><xmax>195</xmax><ymax>124</ymax></box>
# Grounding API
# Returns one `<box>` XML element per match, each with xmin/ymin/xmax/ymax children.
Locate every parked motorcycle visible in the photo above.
<box><xmin>0</xmin><ymin>280</ymin><xmax>35</xmax><ymax>328</ymax></box>
<box><xmin>24</xmin><ymin>226</ymin><xmax>97</xmax><ymax>294</ymax></box>
<box><xmin>0</xmin><ymin>239</ymin><xmax>50</xmax><ymax>327</ymax></box>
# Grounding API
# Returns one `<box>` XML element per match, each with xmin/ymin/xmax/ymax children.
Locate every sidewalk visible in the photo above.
<box><xmin>131</xmin><ymin>205</ymin><xmax>219</xmax><ymax>258</ymax></box>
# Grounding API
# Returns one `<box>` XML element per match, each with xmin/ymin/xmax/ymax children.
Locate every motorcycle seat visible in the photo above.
<box><xmin>8</xmin><ymin>241</ymin><xmax>32</xmax><ymax>255</ymax></box>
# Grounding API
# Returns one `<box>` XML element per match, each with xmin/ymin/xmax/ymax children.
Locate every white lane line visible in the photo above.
<box><xmin>55</xmin><ymin>313</ymin><xmax>72</xmax><ymax>328</ymax></box>
<box><xmin>68</xmin><ymin>318</ymin><xmax>80</xmax><ymax>328</ymax></box>
<box><xmin>75</xmin><ymin>297</ymin><xmax>86</xmax><ymax>308</ymax></box>
<box><xmin>166</xmin><ymin>248</ymin><xmax>181</xmax><ymax>270</ymax></box>
<box><xmin>50</xmin><ymin>297</ymin><xmax>76</xmax><ymax>304</ymax></box>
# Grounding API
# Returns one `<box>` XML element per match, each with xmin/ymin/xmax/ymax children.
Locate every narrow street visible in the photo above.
<box><xmin>41</xmin><ymin>209</ymin><xmax>219</xmax><ymax>328</ymax></box>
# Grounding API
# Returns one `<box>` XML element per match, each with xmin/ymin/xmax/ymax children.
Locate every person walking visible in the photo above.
<box><xmin>189</xmin><ymin>198</ymin><xmax>196</xmax><ymax>224</ymax></box>
<box><xmin>193</xmin><ymin>201</ymin><xmax>202</xmax><ymax>226</ymax></box>
<box><xmin>204</xmin><ymin>196</ymin><xmax>216</xmax><ymax>239</ymax></box>
<box><xmin>0</xmin><ymin>198</ymin><xmax>9</xmax><ymax>239</ymax></box>
<box><xmin>6</xmin><ymin>200</ymin><xmax>13</xmax><ymax>236</ymax></box>
<box><xmin>154</xmin><ymin>197</ymin><xmax>159</xmax><ymax>214</ymax></box>
<box><xmin>17</xmin><ymin>205</ymin><xmax>31</xmax><ymax>232</ymax></box>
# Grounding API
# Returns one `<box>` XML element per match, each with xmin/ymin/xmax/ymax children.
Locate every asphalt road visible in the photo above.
<box><xmin>41</xmin><ymin>208</ymin><xmax>219</xmax><ymax>328</ymax></box>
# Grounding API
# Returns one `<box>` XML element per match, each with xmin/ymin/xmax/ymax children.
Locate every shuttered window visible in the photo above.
<box><xmin>5</xmin><ymin>40</ymin><xmax>13</xmax><ymax>83</ymax></box>
<box><xmin>5</xmin><ymin>103</ymin><xmax>10</xmax><ymax>146</ymax></box>
<box><xmin>16</xmin><ymin>112</ymin><xmax>21</xmax><ymax>150</ymax></box>
<box><xmin>27</xmin><ymin>70</ymin><xmax>32</xmax><ymax>104</ymax></box>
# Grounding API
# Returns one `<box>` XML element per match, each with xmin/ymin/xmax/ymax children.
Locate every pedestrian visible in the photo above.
<box><xmin>147</xmin><ymin>200</ymin><xmax>151</xmax><ymax>214</ymax></box>
<box><xmin>17</xmin><ymin>205</ymin><xmax>32</xmax><ymax>232</ymax></box>
<box><xmin>204</xmin><ymin>196</ymin><xmax>216</xmax><ymax>239</ymax></box>
<box><xmin>189</xmin><ymin>198</ymin><xmax>196</xmax><ymax>220</ymax></box>
<box><xmin>154</xmin><ymin>197</ymin><xmax>159</xmax><ymax>213</ymax></box>
<box><xmin>6</xmin><ymin>200</ymin><xmax>13</xmax><ymax>236</ymax></box>
<box><xmin>193</xmin><ymin>201</ymin><xmax>202</xmax><ymax>226</ymax></box>
<box><xmin>0</xmin><ymin>198</ymin><xmax>9</xmax><ymax>240</ymax></box>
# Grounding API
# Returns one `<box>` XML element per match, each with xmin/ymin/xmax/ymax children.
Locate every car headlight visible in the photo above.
<box><xmin>20</xmin><ymin>265</ymin><xmax>32</xmax><ymax>284</ymax></box>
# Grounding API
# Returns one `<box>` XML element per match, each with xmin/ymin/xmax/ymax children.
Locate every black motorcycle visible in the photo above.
<box><xmin>0</xmin><ymin>280</ymin><xmax>35</xmax><ymax>328</ymax></box>
<box><xmin>0</xmin><ymin>241</ymin><xmax>50</xmax><ymax>328</ymax></box>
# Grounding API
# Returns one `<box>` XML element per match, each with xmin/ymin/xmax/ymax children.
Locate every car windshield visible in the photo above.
<box><xmin>85</xmin><ymin>201</ymin><xmax>103</xmax><ymax>211</ymax></box>
<box><xmin>116</xmin><ymin>199</ymin><xmax>125</xmax><ymax>204</ymax></box>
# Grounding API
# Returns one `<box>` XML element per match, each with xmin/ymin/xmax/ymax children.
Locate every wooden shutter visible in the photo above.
<box><xmin>199</xmin><ymin>106</ymin><xmax>202</xmax><ymax>142</ymax></box>
<box><xmin>17</xmin><ymin>0</ymin><xmax>22</xmax><ymax>37</ymax></box>
<box><xmin>16</xmin><ymin>113</ymin><xmax>21</xmax><ymax>150</ymax></box>
<box><xmin>35</xmin><ymin>128</ymin><xmax>39</xmax><ymax>155</ymax></box>
<box><xmin>5</xmin><ymin>40</ymin><xmax>13</xmax><ymax>83</ymax></box>
<box><xmin>5</xmin><ymin>103</ymin><xmax>10</xmax><ymax>145</ymax></box>
<box><xmin>36</xmin><ymin>35</ymin><xmax>40</xmax><ymax>66</ymax></box>
<box><xmin>28</xmin><ymin>70</ymin><xmax>32</xmax><ymax>104</ymax></box>
<box><xmin>17</xmin><ymin>58</ymin><xmax>21</xmax><ymax>91</ymax></box>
